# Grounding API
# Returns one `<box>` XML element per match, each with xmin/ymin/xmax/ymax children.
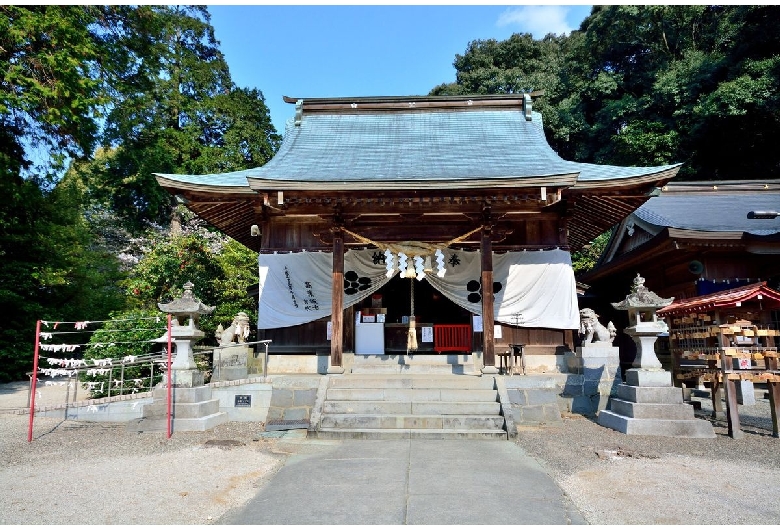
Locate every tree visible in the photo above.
<box><xmin>0</xmin><ymin>6</ymin><xmax>133</xmax><ymax>382</ymax></box>
<box><xmin>84</xmin><ymin>6</ymin><xmax>281</xmax><ymax>233</ymax></box>
<box><xmin>575</xmin><ymin>5</ymin><xmax>780</xmax><ymax>178</ymax></box>
<box><xmin>0</xmin><ymin>6</ymin><xmax>279</xmax><ymax>381</ymax></box>
<box><xmin>122</xmin><ymin>221</ymin><xmax>259</xmax><ymax>347</ymax></box>
<box><xmin>433</xmin><ymin>6</ymin><xmax>780</xmax><ymax>180</ymax></box>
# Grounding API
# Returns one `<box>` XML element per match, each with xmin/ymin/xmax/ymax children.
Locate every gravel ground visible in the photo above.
<box><xmin>2</xmin><ymin>380</ymin><xmax>780</xmax><ymax>525</ymax></box>
<box><xmin>515</xmin><ymin>393</ymin><xmax>780</xmax><ymax>525</ymax></box>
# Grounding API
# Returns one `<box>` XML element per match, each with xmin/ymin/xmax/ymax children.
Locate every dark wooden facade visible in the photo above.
<box><xmin>580</xmin><ymin>180</ymin><xmax>780</xmax><ymax>368</ymax></box>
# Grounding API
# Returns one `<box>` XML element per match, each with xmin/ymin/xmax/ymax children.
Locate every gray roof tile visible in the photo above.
<box><xmin>635</xmin><ymin>192</ymin><xmax>780</xmax><ymax>235</ymax></box>
<box><xmin>156</xmin><ymin>106</ymin><xmax>679</xmax><ymax>187</ymax></box>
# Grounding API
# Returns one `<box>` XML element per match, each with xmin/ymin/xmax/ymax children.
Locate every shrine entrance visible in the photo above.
<box><xmin>353</xmin><ymin>275</ymin><xmax>473</xmax><ymax>355</ymax></box>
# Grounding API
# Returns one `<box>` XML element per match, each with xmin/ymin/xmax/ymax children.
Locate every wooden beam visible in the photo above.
<box><xmin>481</xmin><ymin>219</ymin><xmax>497</xmax><ymax>374</ymax></box>
<box><xmin>329</xmin><ymin>227</ymin><xmax>345</xmax><ymax>373</ymax></box>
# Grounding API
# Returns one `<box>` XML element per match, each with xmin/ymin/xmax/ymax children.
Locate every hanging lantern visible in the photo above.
<box><xmin>423</xmin><ymin>256</ymin><xmax>433</xmax><ymax>273</ymax></box>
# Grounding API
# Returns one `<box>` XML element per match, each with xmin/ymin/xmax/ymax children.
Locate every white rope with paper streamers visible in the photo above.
<box><xmin>413</xmin><ymin>255</ymin><xmax>425</xmax><ymax>281</ymax></box>
<box><xmin>341</xmin><ymin>226</ymin><xmax>482</xmax><ymax>280</ymax></box>
<box><xmin>435</xmin><ymin>249</ymin><xmax>446</xmax><ymax>277</ymax></box>
<box><xmin>384</xmin><ymin>249</ymin><xmax>396</xmax><ymax>278</ymax></box>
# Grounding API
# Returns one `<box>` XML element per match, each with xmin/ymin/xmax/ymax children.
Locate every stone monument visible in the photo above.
<box><xmin>597</xmin><ymin>274</ymin><xmax>715</xmax><ymax>437</ymax></box>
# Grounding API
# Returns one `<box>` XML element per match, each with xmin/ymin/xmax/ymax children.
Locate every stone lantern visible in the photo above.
<box><xmin>598</xmin><ymin>274</ymin><xmax>715</xmax><ymax>437</ymax></box>
<box><xmin>156</xmin><ymin>281</ymin><xmax>215</xmax><ymax>387</ymax></box>
<box><xmin>611</xmin><ymin>274</ymin><xmax>673</xmax><ymax>380</ymax></box>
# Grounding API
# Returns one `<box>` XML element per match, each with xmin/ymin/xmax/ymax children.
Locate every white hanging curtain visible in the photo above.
<box><xmin>425</xmin><ymin>248</ymin><xmax>580</xmax><ymax>329</ymax></box>
<box><xmin>257</xmin><ymin>249</ymin><xmax>393</xmax><ymax>329</ymax></box>
<box><xmin>257</xmin><ymin>248</ymin><xmax>579</xmax><ymax>330</ymax></box>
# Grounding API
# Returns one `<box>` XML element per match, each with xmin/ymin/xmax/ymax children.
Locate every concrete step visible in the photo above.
<box><xmin>503</xmin><ymin>373</ymin><xmax>572</xmax><ymax>390</ymax></box>
<box><xmin>151</xmin><ymin>385</ymin><xmax>213</xmax><ymax>403</ymax></box>
<box><xmin>313</xmin><ymin>428</ymin><xmax>508</xmax><ymax>440</ymax></box>
<box><xmin>325</xmin><ymin>388</ymin><xmax>498</xmax><ymax>402</ymax></box>
<box><xmin>142</xmin><ymin>398</ymin><xmax>220</xmax><ymax>419</ymax></box>
<box><xmin>350</xmin><ymin>355</ymin><xmax>480</xmax><ymax>375</ymax></box>
<box><xmin>611</xmin><ymin>399</ymin><xmax>697</xmax><ymax>420</ymax></box>
<box><xmin>328</xmin><ymin>374</ymin><xmax>494</xmax><ymax>390</ymax></box>
<box><xmin>597</xmin><ymin>410</ymin><xmax>716</xmax><ymax>438</ymax></box>
<box><xmin>319</xmin><ymin>413</ymin><xmax>505</xmax><ymax>430</ymax></box>
<box><xmin>616</xmin><ymin>384</ymin><xmax>684</xmax><ymax>404</ymax></box>
<box><xmin>127</xmin><ymin>411</ymin><xmax>229</xmax><ymax>433</ymax></box>
<box><xmin>314</xmin><ymin>374</ymin><xmax>507</xmax><ymax>439</ymax></box>
<box><xmin>322</xmin><ymin>400</ymin><xmax>501</xmax><ymax>416</ymax></box>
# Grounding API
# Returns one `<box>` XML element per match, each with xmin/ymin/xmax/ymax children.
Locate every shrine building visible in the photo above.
<box><xmin>155</xmin><ymin>94</ymin><xmax>681</xmax><ymax>375</ymax></box>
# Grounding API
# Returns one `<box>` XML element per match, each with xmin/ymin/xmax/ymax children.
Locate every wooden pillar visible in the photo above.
<box><xmin>481</xmin><ymin>221</ymin><xmax>497</xmax><ymax>374</ymax></box>
<box><xmin>768</xmin><ymin>381</ymin><xmax>780</xmax><ymax>438</ymax></box>
<box><xmin>329</xmin><ymin>226</ymin><xmax>345</xmax><ymax>373</ymax></box>
<box><xmin>724</xmin><ymin>376</ymin><xmax>743</xmax><ymax>439</ymax></box>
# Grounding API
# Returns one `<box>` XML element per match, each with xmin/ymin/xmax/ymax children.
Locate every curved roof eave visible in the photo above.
<box><xmin>569</xmin><ymin>164</ymin><xmax>682</xmax><ymax>190</ymax></box>
<box><xmin>154</xmin><ymin>172</ymin><xmax>256</xmax><ymax>195</ymax></box>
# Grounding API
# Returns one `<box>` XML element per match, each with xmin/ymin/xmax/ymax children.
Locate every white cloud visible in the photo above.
<box><xmin>496</xmin><ymin>5</ymin><xmax>574</xmax><ymax>38</ymax></box>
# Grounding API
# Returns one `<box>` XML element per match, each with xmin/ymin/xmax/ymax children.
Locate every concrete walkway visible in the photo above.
<box><xmin>221</xmin><ymin>436</ymin><xmax>587</xmax><ymax>525</ymax></box>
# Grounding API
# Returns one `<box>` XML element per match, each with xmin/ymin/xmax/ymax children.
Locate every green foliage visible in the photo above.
<box><xmin>571</xmin><ymin>231</ymin><xmax>612</xmax><ymax>275</ymax></box>
<box><xmin>212</xmin><ymin>238</ymin><xmax>259</xmax><ymax>329</ymax></box>
<box><xmin>124</xmin><ymin>232</ymin><xmax>222</xmax><ymax>310</ymax></box>
<box><xmin>0</xmin><ymin>6</ymin><xmax>108</xmax><ymax>175</ymax></box>
<box><xmin>88</xmin><ymin>6</ymin><xmax>280</xmax><ymax>233</ymax></box>
<box><xmin>0</xmin><ymin>168</ymin><xmax>126</xmax><ymax>382</ymax></box>
<box><xmin>79</xmin><ymin>309</ymin><xmax>168</xmax><ymax>398</ymax></box>
<box><xmin>433</xmin><ymin>5</ymin><xmax>780</xmax><ymax>181</ymax></box>
<box><xmin>0</xmin><ymin>6</ymin><xmax>277</xmax><ymax>382</ymax></box>
<box><xmin>123</xmin><ymin>226</ymin><xmax>259</xmax><ymax>347</ymax></box>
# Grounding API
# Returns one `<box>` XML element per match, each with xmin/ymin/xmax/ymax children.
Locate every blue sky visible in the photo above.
<box><xmin>208</xmin><ymin>5</ymin><xmax>593</xmax><ymax>135</ymax></box>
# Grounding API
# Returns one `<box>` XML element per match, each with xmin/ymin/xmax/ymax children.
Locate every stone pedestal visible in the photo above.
<box><xmin>569</xmin><ymin>345</ymin><xmax>622</xmax><ymax>414</ymax></box>
<box><xmin>171</xmin><ymin>369</ymin><xmax>204</xmax><ymax>387</ymax></box>
<box><xmin>213</xmin><ymin>344</ymin><xmax>250</xmax><ymax>382</ymax></box>
<box><xmin>128</xmin><ymin>386</ymin><xmax>227</xmax><ymax>433</ymax></box>
<box><xmin>626</xmin><ymin>329</ymin><xmax>664</xmax><ymax>370</ymax></box>
<box><xmin>598</xmin><ymin>368</ymin><xmax>716</xmax><ymax>438</ymax></box>
<box><xmin>167</xmin><ymin>332</ymin><xmax>205</xmax><ymax>388</ymax></box>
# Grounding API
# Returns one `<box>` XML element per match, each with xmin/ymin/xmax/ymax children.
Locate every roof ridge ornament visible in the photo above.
<box><xmin>295</xmin><ymin>99</ymin><xmax>303</xmax><ymax>126</ymax></box>
<box><xmin>523</xmin><ymin>93</ymin><xmax>532</xmax><ymax>121</ymax></box>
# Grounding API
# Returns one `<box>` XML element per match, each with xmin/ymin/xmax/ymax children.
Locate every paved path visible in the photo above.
<box><xmin>221</xmin><ymin>437</ymin><xmax>587</xmax><ymax>525</ymax></box>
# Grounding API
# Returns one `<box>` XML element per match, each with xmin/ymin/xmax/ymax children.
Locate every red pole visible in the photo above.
<box><xmin>28</xmin><ymin>320</ymin><xmax>42</xmax><ymax>443</ymax></box>
<box><xmin>166</xmin><ymin>314</ymin><xmax>172</xmax><ymax>439</ymax></box>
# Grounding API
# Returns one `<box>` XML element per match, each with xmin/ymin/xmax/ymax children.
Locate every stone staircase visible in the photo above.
<box><xmin>349</xmin><ymin>354</ymin><xmax>480</xmax><ymax>375</ymax></box>
<box><xmin>311</xmin><ymin>374</ymin><xmax>507</xmax><ymax>440</ymax></box>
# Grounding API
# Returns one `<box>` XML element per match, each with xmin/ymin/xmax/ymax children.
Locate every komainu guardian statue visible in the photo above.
<box><xmin>579</xmin><ymin>308</ymin><xmax>617</xmax><ymax>345</ymax></box>
<box><xmin>215</xmin><ymin>311</ymin><xmax>251</xmax><ymax>346</ymax></box>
